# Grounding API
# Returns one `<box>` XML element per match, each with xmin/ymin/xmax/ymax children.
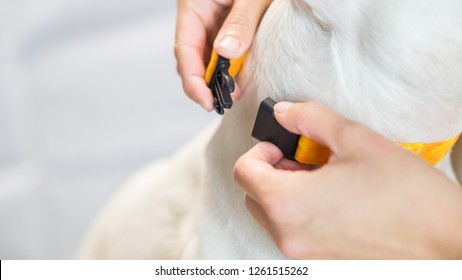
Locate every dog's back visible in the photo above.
<box><xmin>78</xmin><ymin>0</ymin><xmax>462</xmax><ymax>259</ymax></box>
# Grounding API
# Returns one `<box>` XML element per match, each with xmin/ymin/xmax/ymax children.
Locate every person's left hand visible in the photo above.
<box><xmin>175</xmin><ymin>0</ymin><xmax>272</xmax><ymax>111</ymax></box>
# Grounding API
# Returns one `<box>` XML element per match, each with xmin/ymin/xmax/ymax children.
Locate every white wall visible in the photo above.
<box><xmin>0</xmin><ymin>0</ymin><xmax>216</xmax><ymax>259</ymax></box>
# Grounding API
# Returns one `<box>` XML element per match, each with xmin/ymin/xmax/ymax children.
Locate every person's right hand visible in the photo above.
<box><xmin>175</xmin><ymin>0</ymin><xmax>272</xmax><ymax>111</ymax></box>
<box><xmin>234</xmin><ymin>101</ymin><xmax>462</xmax><ymax>259</ymax></box>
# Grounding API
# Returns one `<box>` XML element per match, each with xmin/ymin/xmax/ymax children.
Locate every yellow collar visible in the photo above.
<box><xmin>295</xmin><ymin>134</ymin><xmax>460</xmax><ymax>166</ymax></box>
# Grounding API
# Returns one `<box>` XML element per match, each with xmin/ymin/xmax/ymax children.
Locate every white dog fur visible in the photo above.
<box><xmin>78</xmin><ymin>0</ymin><xmax>462</xmax><ymax>259</ymax></box>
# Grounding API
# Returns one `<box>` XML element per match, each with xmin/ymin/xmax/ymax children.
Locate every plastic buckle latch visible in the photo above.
<box><xmin>208</xmin><ymin>55</ymin><xmax>235</xmax><ymax>115</ymax></box>
<box><xmin>252</xmin><ymin>98</ymin><xmax>300</xmax><ymax>160</ymax></box>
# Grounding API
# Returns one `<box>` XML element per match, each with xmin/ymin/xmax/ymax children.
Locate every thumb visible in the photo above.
<box><xmin>214</xmin><ymin>0</ymin><xmax>272</xmax><ymax>59</ymax></box>
<box><xmin>274</xmin><ymin>101</ymin><xmax>386</xmax><ymax>158</ymax></box>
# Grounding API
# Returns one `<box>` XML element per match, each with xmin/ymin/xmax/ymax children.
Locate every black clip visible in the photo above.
<box><xmin>208</xmin><ymin>55</ymin><xmax>235</xmax><ymax>115</ymax></box>
<box><xmin>252</xmin><ymin>98</ymin><xmax>300</xmax><ymax>160</ymax></box>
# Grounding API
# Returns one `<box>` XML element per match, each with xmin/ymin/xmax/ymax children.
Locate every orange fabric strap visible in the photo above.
<box><xmin>395</xmin><ymin>134</ymin><xmax>460</xmax><ymax>165</ymax></box>
<box><xmin>205</xmin><ymin>51</ymin><xmax>460</xmax><ymax>166</ymax></box>
<box><xmin>205</xmin><ymin>51</ymin><xmax>246</xmax><ymax>84</ymax></box>
<box><xmin>295</xmin><ymin>134</ymin><xmax>460</xmax><ymax>166</ymax></box>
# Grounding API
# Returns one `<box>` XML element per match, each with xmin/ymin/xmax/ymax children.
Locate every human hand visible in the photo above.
<box><xmin>175</xmin><ymin>0</ymin><xmax>272</xmax><ymax>111</ymax></box>
<box><xmin>234</xmin><ymin>101</ymin><xmax>462</xmax><ymax>259</ymax></box>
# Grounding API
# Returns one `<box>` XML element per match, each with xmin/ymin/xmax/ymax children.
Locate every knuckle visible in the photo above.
<box><xmin>299</xmin><ymin>101</ymin><xmax>325</xmax><ymax>115</ymax></box>
<box><xmin>173</xmin><ymin>44</ymin><xmax>184</xmax><ymax>75</ymax></box>
<box><xmin>334</xmin><ymin>120</ymin><xmax>364</xmax><ymax>150</ymax></box>
<box><xmin>277</xmin><ymin>236</ymin><xmax>299</xmax><ymax>259</ymax></box>
<box><xmin>175</xmin><ymin>63</ymin><xmax>181</xmax><ymax>76</ymax></box>
<box><xmin>277</xmin><ymin>235</ymin><xmax>314</xmax><ymax>259</ymax></box>
<box><xmin>294</xmin><ymin>102</ymin><xmax>324</xmax><ymax>132</ymax></box>
<box><xmin>232</xmin><ymin>159</ymin><xmax>243</xmax><ymax>182</ymax></box>
<box><xmin>173</xmin><ymin>43</ymin><xmax>180</xmax><ymax>59</ymax></box>
<box><xmin>233</xmin><ymin>156</ymin><xmax>251</xmax><ymax>183</ymax></box>
<box><xmin>181</xmin><ymin>81</ymin><xmax>197</xmax><ymax>102</ymax></box>
<box><xmin>225</xmin><ymin>11</ymin><xmax>252</xmax><ymax>32</ymax></box>
<box><xmin>259</xmin><ymin>191</ymin><xmax>276</xmax><ymax>212</ymax></box>
<box><xmin>335</xmin><ymin>120</ymin><xmax>358</xmax><ymax>139</ymax></box>
<box><xmin>263</xmin><ymin>192</ymin><xmax>288</xmax><ymax>224</ymax></box>
<box><xmin>255</xmin><ymin>184</ymin><xmax>277</xmax><ymax>212</ymax></box>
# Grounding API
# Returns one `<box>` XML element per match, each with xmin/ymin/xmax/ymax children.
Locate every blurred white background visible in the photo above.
<box><xmin>0</xmin><ymin>0</ymin><xmax>216</xmax><ymax>258</ymax></box>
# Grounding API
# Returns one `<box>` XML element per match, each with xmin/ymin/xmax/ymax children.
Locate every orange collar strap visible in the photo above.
<box><xmin>209</xmin><ymin>52</ymin><xmax>461</xmax><ymax>167</ymax></box>
<box><xmin>295</xmin><ymin>134</ymin><xmax>460</xmax><ymax>166</ymax></box>
<box><xmin>395</xmin><ymin>134</ymin><xmax>460</xmax><ymax>165</ymax></box>
<box><xmin>205</xmin><ymin>50</ymin><xmax>246</xmax><ymax>84</ymax></box>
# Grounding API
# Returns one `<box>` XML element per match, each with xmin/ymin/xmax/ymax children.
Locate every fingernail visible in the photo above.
<box><xmin>217</xmin><ymin>36</ymin><xmax>241</xmax><ymax>53</ymax></box>
<box><xmin>274</xmin><ymin>102</ymin><xmax>293</xmax><ymax>114</ymax></box>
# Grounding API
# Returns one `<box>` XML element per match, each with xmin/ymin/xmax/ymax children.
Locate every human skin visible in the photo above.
<box><xmin>234</xmin><ymin>101</ymin><xmax>462</xmax><ymax>259</ymax></box>
<box><xmin>175</xmin><ymin>0</ymin><xmax>272</xmax><ymax>111</ymax></box>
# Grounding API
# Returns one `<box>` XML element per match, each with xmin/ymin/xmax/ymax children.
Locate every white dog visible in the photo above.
<box><xmin>78</xmin><ymin>0</ymin><xmax>462</xmax><ymax>259</ymax></box>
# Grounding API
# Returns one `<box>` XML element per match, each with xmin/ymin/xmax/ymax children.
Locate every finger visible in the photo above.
<box><xmin>232</xmin><ymin>81</ymin><xmax>242</xmax><ymax>100</ymax></box>
<box><xmin>273</xmin><ymin>101</ymin><xmax>389</xmax><ymax>159</ymax></box>
<box><xmin>177</xmin><ymin>48</ymin><xmax>214</xmax><ymax>111</ymax></box>
<box><xmin>214</xmin><ymin>0</ymin><xmax>272</xmax><ymax>59</ymax></box>
<box><xmin>274</xmin><ymin>159</ymin><xmax>319</xmax><ymax>172</ymax></box>
<box><xmin>234</xmin><ymin>141</ymin><xmax>292</xmax><ymax>204</ymax></box>
<box><xmin>244</xmin><ymin>195</ymin><xmax>272</xmax><ymax>233</ymax></box>
<box><xmin>175</xmin><ymin>4</ymin><xmax>214</xmax><ymax>111</ymax></box>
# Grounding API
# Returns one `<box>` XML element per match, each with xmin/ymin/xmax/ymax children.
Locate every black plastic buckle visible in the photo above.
<box><xmin>252</xmin><ymin>98</ymin><xmax>300</xmax><ymax>160</ymax></box>
<box><xmin>208</xmin><ymin>55</ymin><xmax>235</xmax><ymax>115</ymax></box>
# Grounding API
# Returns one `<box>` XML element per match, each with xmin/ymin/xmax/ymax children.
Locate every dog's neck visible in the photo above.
<box><xmin>199</xmin><ymin>0</ymin><xmax>462</xmax><ymax>259</ymax></box>
<box><xmin>250</xmin><ymin>0</ymin><xmax>462</xmax><ymax>143</ymax></box>
<box><xmin>200</xmin><ymin>94</ymin><xmax>281</xmax><ymax>259</ymax></box>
